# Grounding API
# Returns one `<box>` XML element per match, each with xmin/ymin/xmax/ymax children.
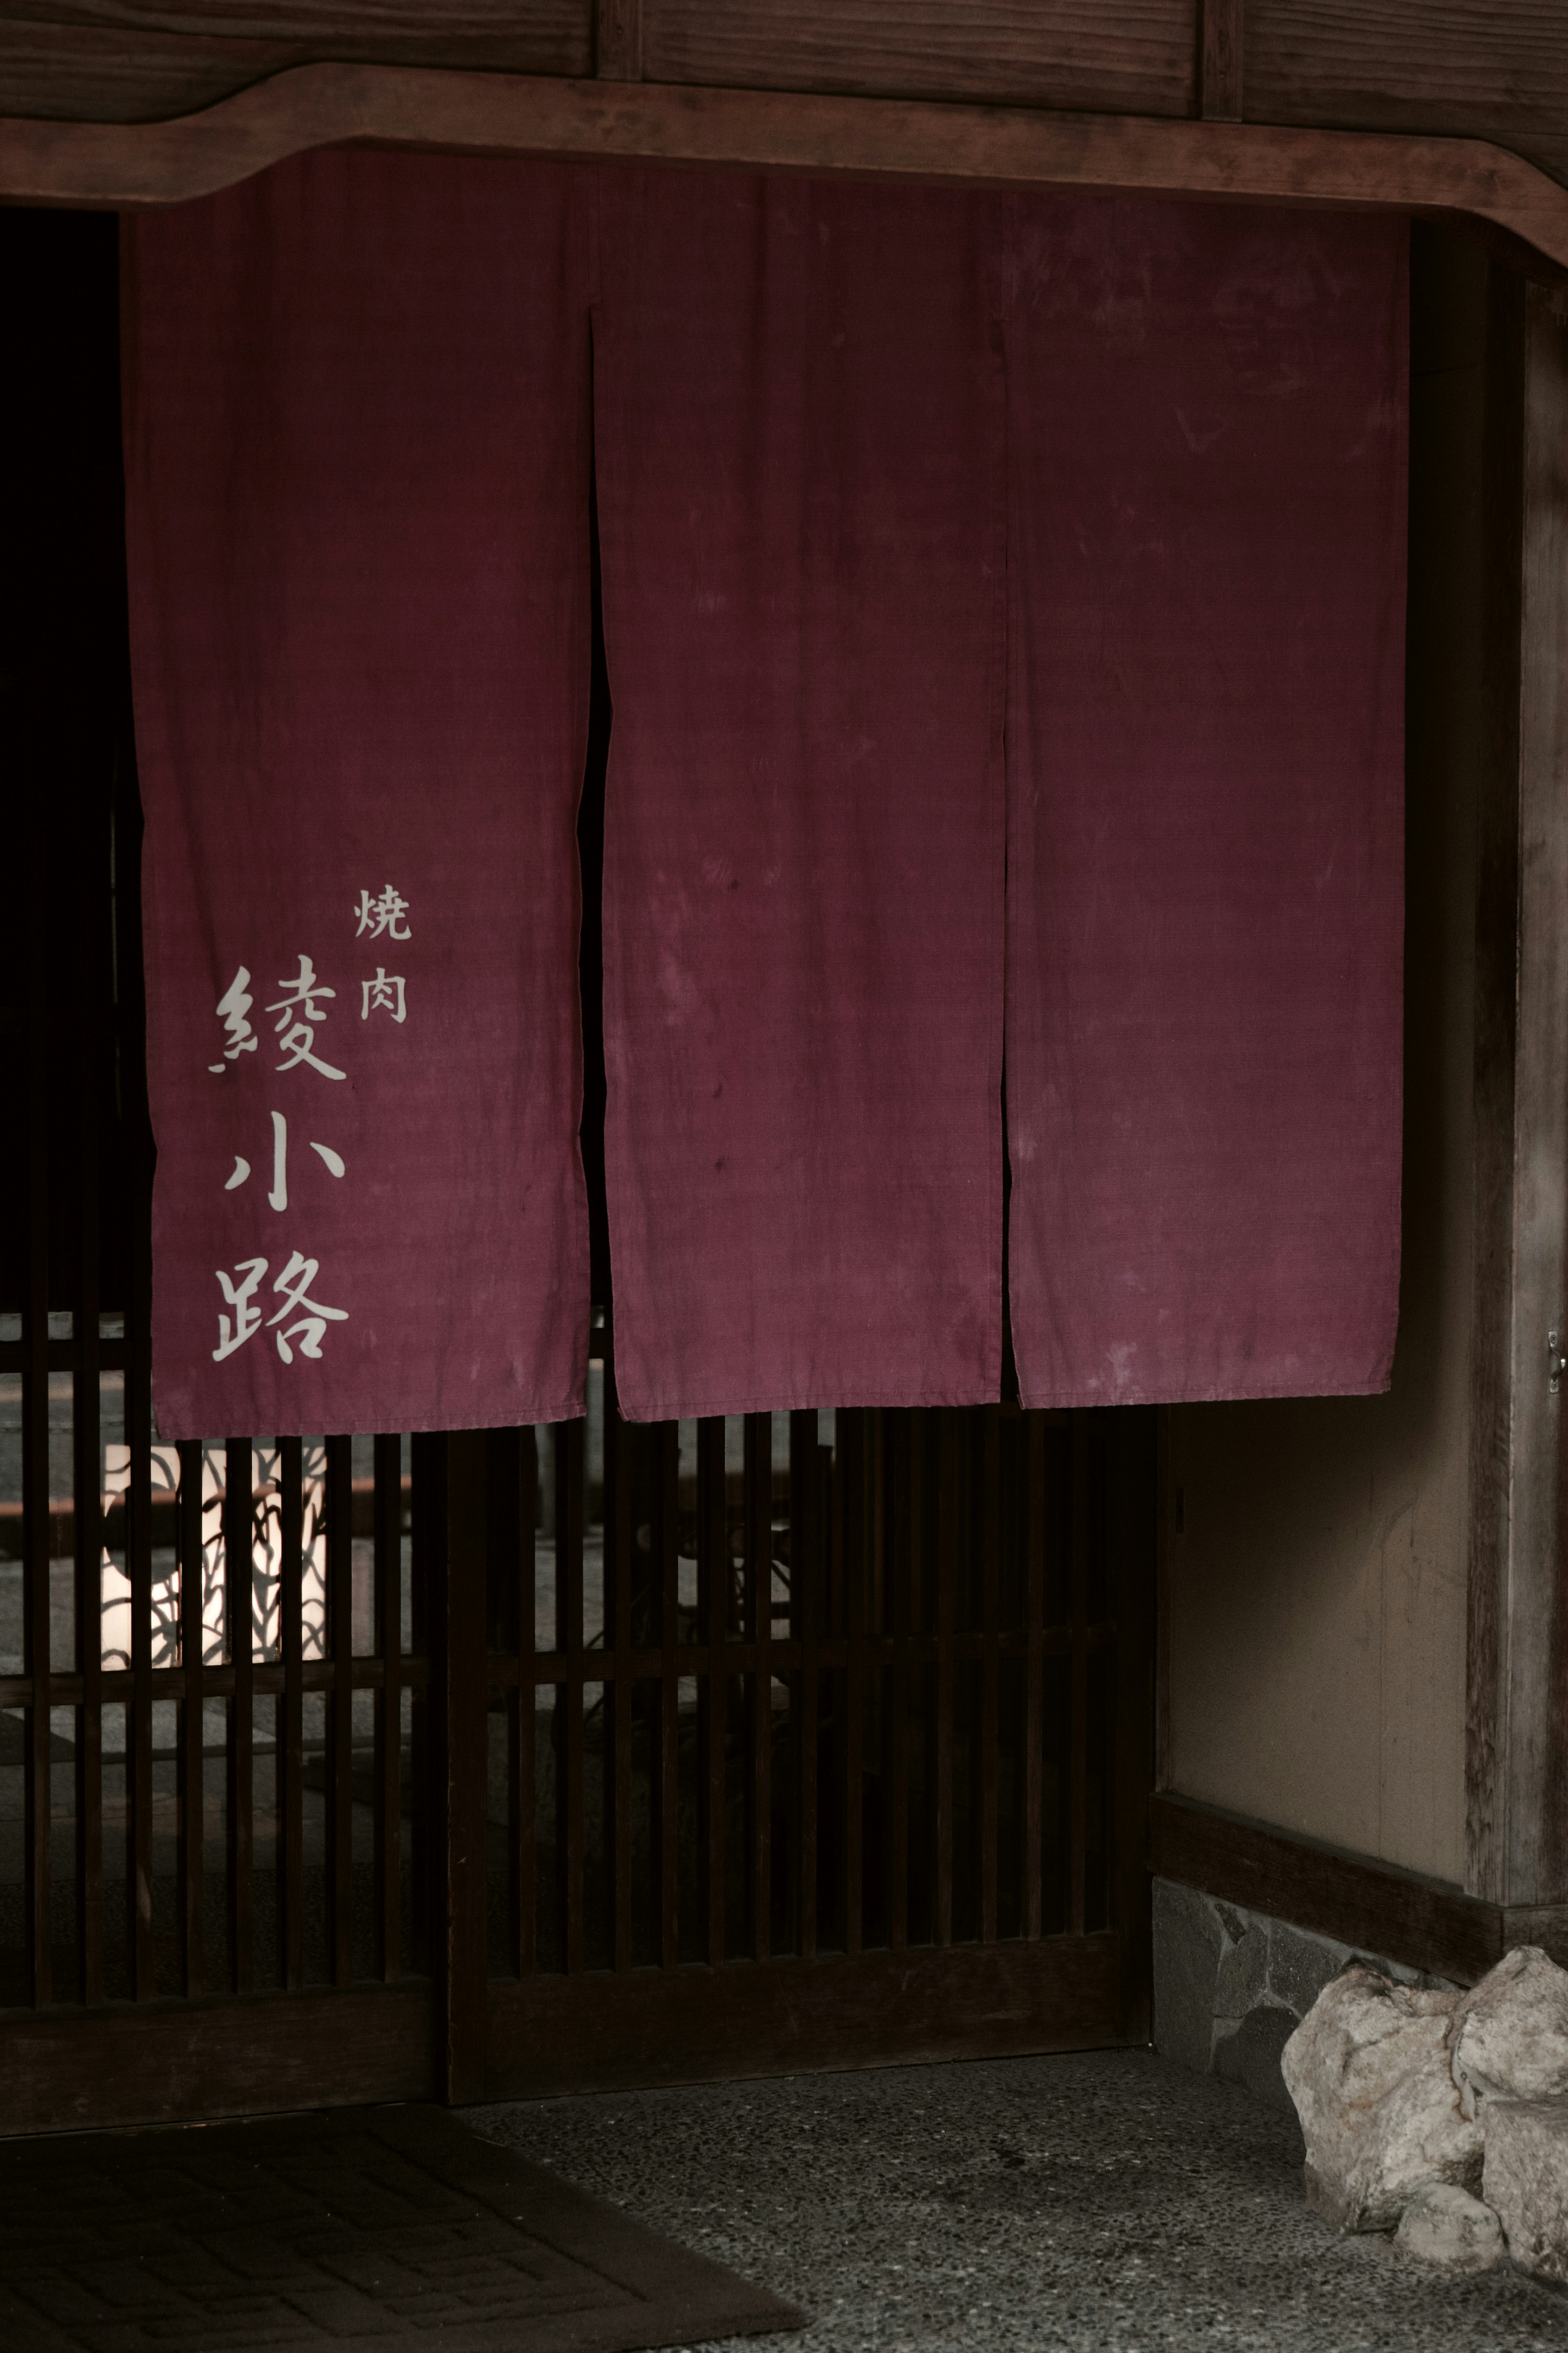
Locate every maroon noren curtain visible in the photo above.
<box><xmin>128</xmin><ymin>164</ymin><xmax>1406</xmax><ymax>1431</ymax></box>
<box><xmin>125</xmin><ymin>154</ymin><xmax>592</xmax><ymax>1438</ymax></box>
<box><xmin>594</xmin><ymin>172</ymin><xmax>1007</xmax><ymax>1420</ymax></box>
<box><xmin>1004</xmin><ymin>200</ymin><xmax>1408</xmax><ymax>1407</ymax></box>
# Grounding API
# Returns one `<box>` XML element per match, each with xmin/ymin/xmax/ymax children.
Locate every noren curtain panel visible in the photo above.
<box><xmin>593</xmin><ymin>175</ymin><xmax>1007</xmax><ymax>1421</ymax></box>
<box><xmin>1004</xmin><ymin>200</ymin><xmax>1407</xmax><ymax>1407</ymax></box>
<box><xmin>125</xmin><ymin>155</ymin><xmax>592</xmax><ymax>1439</ymax></box>
<box><xmin>125</xmin><ymin>161</ymin><xmax>1407</xmax><ymax>1435</ymax></box>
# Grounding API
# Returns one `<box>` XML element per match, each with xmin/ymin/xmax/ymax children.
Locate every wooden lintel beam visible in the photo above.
<box><xmin>3</xmin><ymin>67</ymin><xmax>1568</xmax><ymax>279</ymax></box>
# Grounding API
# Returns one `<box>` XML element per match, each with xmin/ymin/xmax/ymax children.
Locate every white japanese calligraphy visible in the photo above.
<box><xmin>212</xmin><ymin>1251</ymin><xmax>349</xmax><ymax>1364</ymax></box>
<box><xmin>212</xmin><ymin>1256</ymin><xmax>267</xmax><ymax>1361</ymax></box>
<box><xmin>269</xmin><ymin>1251</ymin><xmax>349</xmax><ymax>1363</ymax></box>
<box><xmin>267</xmin><ymin>955</ymin><xmax>346</xmax><ymax>1081</ymax></box>
<box><xmin>354</xmin><ymin>885</ymin><xmax>411</xmax><ymax>942</ymax></box>
<box><xmin>361</xmin><ymin>968</ymin><xmax>407</xmax><ymax>1024</ymax></box>
<box><xmin>219</xmin><ymin>1115</ymin><xmax>346</xmax><ymax>1203</ymax></box>
<box><xmin>268</xmin><ymin>1108</ymin><xmax>288</xmax><ymax>1211</ymax></box>
<box><xmin>209</xmin><ymin>968</ymin><xmax>258</xmax><ymax>1072</ymax></box>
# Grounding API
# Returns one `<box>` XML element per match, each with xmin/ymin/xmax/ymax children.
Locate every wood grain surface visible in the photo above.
<box><xmin>2</xmin><ymin>1980</ymin><xmax>434</xmax><ymax>2135</ymax></box>
<box><xmin>1465</xmin><ymin>263</ymin><xmax>1524</xmax><ymax>1911</ymax></box>
<box><xmin>485</xmin><ymin>1934</ymin><xmax>1128</xmax><ymax>2096</ymax></box>
<box><xmin>1249</xmin><ymin>0</ymin><xmax>1568</xmax><ymax>192</ymax></box>
<box><xmin>0</xmin><ymin>18</ymin><xmax>589</xmax><ymax>125</ymax></box>
<box><xmin>1512</xmin><ymin>283</ymin><xmax>1568</xmax><ymax>1909</ymax></box>
<box><xmin>5</xmin><ymin>66</ymin><xmax>1568</xmax><ymax>282</ymax></box>
<box><xmin>641</xmin><ymin>0</ymin><xmax>1193</xmax><ymax>119</ymax></box>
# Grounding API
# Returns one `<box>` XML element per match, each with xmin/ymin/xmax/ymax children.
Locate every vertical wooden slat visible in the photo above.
<box><xmin>889</xmin><ymin>1412</ymin><xmax>915</xmax><ymax>1952</ymax></box>
<box><xmin>516</xmin><ymin>1430</ymin><xmax>537</xmax><ymax>1977</ymax></box>
<box><xmin>22</xmin><ymin>812</ymin><xmax>51</xmax><ymax>2007</ymax></box>
<box><xmin>1199</xmin><ymin>0</ymin><xmax>1243</xmax><ymax>120</ymax></box>
<box><xmin>74</xmin><ymin>945</ymin><xmax>104</xmax><ymax>2010</ymax></box>
<box><xmin>557</xmin><ymin>1420</ymin><xmax>586</xmax><ymax>1976</ymax></box>
<box><xmin>1024</xmin><ymin>1417</ymin><xmax>1045</xmax><ymax>1942</ymax></box>
<box><xmin>842</xmin><ymin>1411</ymin><xmax>864</xmax><ymax>1957</ymax></box>
<box><xmin>430</xmin><ymin>1431</ymin><xmax>490</xmax><ymax>2103</ymax></box>
<box><xmin>126</xmin><ymin>1234</ymin><xmax>155</xmax><ymax>2002</ymax></box>
<box><xmin>176</xmin><ymin>1440</ymin><xmax>205</xmax><ymax>1998</ymax></box>
<box><xmin>746</xmin><ymin>1415</ymin><xmax>772</xmax><ymax>1961</ymax></box>
<box><xmin>1111</xmin><ymin>1409</ymin><xmax>1157</xmax><ymax>2035</ymax></box>
<box><xmin>409</xmin><ymin>1432</ymin><xmax>439</xmax><ymax>1981</ymax></box>
<box><xmin>373</xmin><ymin>1434</ymin><xmax>403</xmax><ymax>1980</ymax></box>
<box><xmin>698</xmin><ymin>1417</ymin><xmax>726</xmax><ymax>1965</ymax></box>
<box><xmin>935</xmin><ymin>1414</ymin><xmax>958</xmax><ymax>1948</ymax></box>
<box><xmin>980</xmin><ymin>1409</ymin><xmax>1001</xmax><ymax>1945</ymax></box>
<box><xmin>225</xmin><ymin>1436</ymin><xmax>253</xmax><ymax>1992</ymax></box>
<box><xmin>595</xmin><ymin>0</ymin><xmax>641</xmax><ymax>79</ymax></box>
<box><xmin>278</xmin><ymin>1436</ymin><xmax>304</xmax><ymax>1991</ymax></box>
<box><xmin>325</xmin><ymin>1435</ymin><xmax>354</xmax><ymax>1988</ymax></box>
<box><xmin>658</xmin><ymin>1421</ymin><xmax>679</xmax><ymax>1969</ymax></box>
<box><xmin>606</xmin><ymin>1361</ymin><xmax>633</xmax><ymax>1972</ymax></box>
<box><xmin>791</xmin><ymin>1412</ymin><xmax>819</xmax><ymax>1963</ymax></box>
<box><xmin>1069</xmin><ymin>1418</ymin><xmax>1090</xmax><ymax>1937</ymax></box>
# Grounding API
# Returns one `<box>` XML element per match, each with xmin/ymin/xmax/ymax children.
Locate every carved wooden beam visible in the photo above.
<box><xmin>3</xmin><ymin>65</ymin><xmax>1568</xmax><ymax>278</ymax></box>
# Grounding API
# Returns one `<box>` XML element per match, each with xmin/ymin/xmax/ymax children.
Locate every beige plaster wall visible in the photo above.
<box><xmin>1163</xmin><ymin>228</ymin><xmax>1487</xmax><ymax>1887</ymax></box>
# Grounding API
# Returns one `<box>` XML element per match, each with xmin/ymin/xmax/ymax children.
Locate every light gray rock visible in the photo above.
<box><xmin>1394</xmin><ymin>2182</ymin><xmax>1505</xmax><ymax>2273</ymax></box>
<box><xmin>1281</xmin><ymin>1964</ymin><xmax>1481</xmax><ymax>2231</ymax></box>
<box><xmin>1451</xmin><ymin>1946</ymin><xmax>1568</xmax><ymax>2121</ymax></box>
<box><xmin>1482</xmin><ymin>2095</ymin><xmax>1568</xmax><ymax>2282</ymax></box>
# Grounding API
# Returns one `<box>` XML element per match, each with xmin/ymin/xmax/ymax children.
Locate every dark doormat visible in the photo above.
<box><xmin>0</xmin><ymin>2102</ymin><xmax>806</xmax><ymax>2352</ymax></box>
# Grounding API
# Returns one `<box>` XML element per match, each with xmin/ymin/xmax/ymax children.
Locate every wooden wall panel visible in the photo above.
<box><xmin>1247</xmin><ymin>0</ymin><xmax>1568</xmax><ymax>194</ymax></box>
<box><xmin>0</xmin><ymin>4</ymin><xmax>590</xmax><ymax>125</ymax></box>
<box><xmin>642</xmin><ymin>0</ymin><xmax>1196</xmax><ymax>120</ymax></box>
<box><xmin>0</xmin><ymin>20</ymin><xmax>303</xmax><ymax>122</ymax></box>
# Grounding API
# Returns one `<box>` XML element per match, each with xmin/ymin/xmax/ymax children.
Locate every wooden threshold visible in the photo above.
<box><xmin>0</xmin><ymin>1978</ymin><xmax>435</xmax><ymax>2137</ymax></box>
<box><xmin>485</xmin><ymin>1934</ymin><xmax>1134</xmax><ymax>2098</ymax></box>
<box><xmin>3</xmin><ymin>67</ymin><xmax>1568</xmax><ymax>279</ymax></box>
<box><xmin>1150</xmin><ymin>1790</ymin><xmax>1568</xmax><ymax>1987</ymax></box>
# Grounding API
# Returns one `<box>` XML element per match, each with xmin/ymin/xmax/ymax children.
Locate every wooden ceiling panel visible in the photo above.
<box><xmin>642</xmin><ymin>0</ymin><xmax>1197</xmax><ymax>121</ymax></box>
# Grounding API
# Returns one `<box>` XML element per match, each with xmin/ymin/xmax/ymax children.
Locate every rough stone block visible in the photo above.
<box><xmin>1452</xmin><ymin>1947</ymin><xmax>1568</xmax><ymax>2120</ymax></box>
<box><xmin>1152</xmin><ymin>1878</ymin><xmax>1224</xmax><ymax>2075</ymax></box>
<box><xmin>1267</xmin><ymin>1918</ymin><xmax>1359</xmax><ymax>2023</ymax></box>
<box><xmin>1393</xmin><ymin>2182</ymin><xmax>1504</xmax><ymax>2273</ymax></box>
<box><xmin>1482</xmin><ymin>2095</ymin><xmax>1568</xmax><ymax>2282</ymax></box>
<box><xmin>1213</xmin><ymin>2003</ymin><xmax>1300</xmax><ymax>2114</ymax></box>
<box><xmin>1215</xmin><ymin>1923</ymin><xmax>1271</xmax><ymax>2023</ymax></box>
<box><xmin>1281</xmin><ymin>1964</ymin><xmax>1480</xmax><ymax>2231</ymax></box>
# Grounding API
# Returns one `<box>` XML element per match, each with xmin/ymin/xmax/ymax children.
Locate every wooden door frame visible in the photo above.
<box><xmin>11</xmin><ymin>41</ymin><xmax>1568</xmax><ymax>2036</ymax></box>
<box><xmin>1466</xmin><ymin>271</ymin><xmax>1568</xmax><ymax>1924</ymax></box>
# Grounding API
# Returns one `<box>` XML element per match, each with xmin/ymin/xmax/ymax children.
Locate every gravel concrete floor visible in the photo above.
<box><xmin>474</xmin><ymin>2048</ymin><xmax>1568</xmax><ymax>2353</ymax></box>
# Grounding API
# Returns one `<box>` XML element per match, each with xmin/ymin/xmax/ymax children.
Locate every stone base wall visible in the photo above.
<box><xmin>1152</xmin><ymin>1876</ymin><xmax>1460</xmax><ymax>2112</ymax></box>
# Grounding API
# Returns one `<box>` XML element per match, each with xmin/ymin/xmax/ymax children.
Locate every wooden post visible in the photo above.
<box><xmin>1468</xmin><ymin>273</ymin><xmax>1568</xmax><ymax>1920</ymax></box>
<box><xmin>428</xmin><ymin>1430</ymin><xmax>490</xmax><ymax>2104</ymax></box>
<box><xmin>595</xmin><ymin>0</ymin><xmax>642</xmax><ymax>82</ymax></box>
